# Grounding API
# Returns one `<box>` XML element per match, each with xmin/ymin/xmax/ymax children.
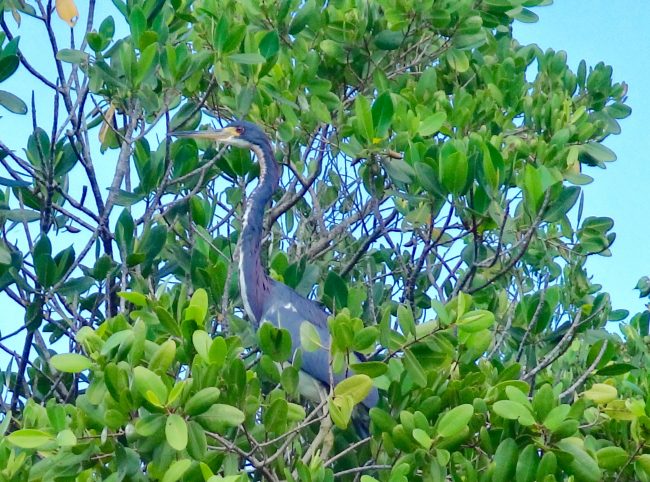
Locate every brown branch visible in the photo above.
<box><xmin>206</xmin><ymin>431</ymin><xmax>279</xmax><ymax>482</ymax></box>
<box><xmin>522</xmin><ymin>311</ymin><xmax>582</xmax><ymax>382</ymax></box>
<box><xmin>515</xmin><ymin>276</ymin><xmax>549</xmax><ymax>362</ymax></box>
<box><xmin>340</xmin><ymin>209</ymin><xmax>397</xmax><ymax>277</ymax></box>
<box><xmin>306</xmin><ymin>198</ymin><xmax>378</xmax><ymax>260</ymax></box>
<box><xmin>559</xmin><ymin>339</ymin><xmax>608</xmax><ymax>401</ymax></box>
<box><xmin>466</xmin><ymin>190</ymin><xmax>551</xmax><ymax>294</ymax></box>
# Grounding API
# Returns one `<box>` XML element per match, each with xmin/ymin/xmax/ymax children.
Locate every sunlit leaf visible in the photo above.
<box><xmin>55</xmin><ymin>0</ymin><xmax>79</xmax><ymax>27</ymax></box>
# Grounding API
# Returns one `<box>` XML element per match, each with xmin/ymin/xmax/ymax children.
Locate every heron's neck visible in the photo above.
<box><xmin>238</xmin><ymin>141</ymin><xmax>279</xmax><ymax>324</ymax></box>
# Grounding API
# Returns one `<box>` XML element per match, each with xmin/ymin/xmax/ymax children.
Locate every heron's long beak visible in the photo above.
<box><xmin>168</xmin><ymin>126</ymin><xmax>239</xmax><ymax>142</ymax></box>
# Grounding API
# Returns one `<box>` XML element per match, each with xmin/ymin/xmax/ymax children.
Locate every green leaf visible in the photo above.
<box><xmin>135</xmin><ymin>414</ymin><xmax>165</xmax><ymax>436</ymax></box>
<box><xmin>638</xmin><ymin>455</ymin><xmax>650</xmax><ymax>479</ymax></box>
<box><xmin>516</xmin><ymin>444</ymin><xmax>539</xmax><ymax>482</ymax></box>
<box><xmin>0</xmin><ymin>55</ymin><xmax>19</xmax><ymax>82</ymax></box>
<box><xmin>259</xmin><ymin>31</ymin><xmax>280</xmax><ymax>59</ymax></box>
<box><xmin>418</xmin><ymin>112</ymin><xmax>446</xmax><ymax>136</ymax></box>
<box><xmin>606</xmin><ymin>101</ymin><xmax>632</xmax><ymax>119</ymax></box>
<box><xmin>135</xmin><ymin>42</ymin><xmax>158</xmax><ymax>85</ymax></box>
<box><xmin>209</xmin><ymin>336</ymin><xmax>227</xmax><ymax>367</ymax></box>
<box><xmin>192</xmin><ymin>330</ymin><xmax>212</xmax><ymax>362</ymax></box>
<box><xmin>186</xmin><ymin>288</ymin><xmax>208</xmax><ymax>323</ymax></box>
<box><xmin>397</xmin><ymin>304</ymin><xmax>416</xmax><ymax>337</ymax></box>
<box><xmin>329</xmin><ymin>394</ymin><xmax>354</xmax><ymax>429</ymax></box>
<box><xmin>334</xmin><ymin>374</ymin><xmax>373</xmax><ymax>405</ymax></box>
<box><xmin>300</xmin><ymin>321</ymin><xmax>322</xmax><ymax>352</ymax></box>
<box><xmin>196</xmin><ymin>404</ymin><xmax>245</xmax><ymax>431</ymax></box>
<box><xmin>373</xmin><ymin>30</ymin><xmax>404</xmax><ymax>50</ymax></box>
<box><xmin>56</xmin><ymin>429</ymin><xmax>77</xmax><ymax>447</ymax></box>
<box><xmin>228</xmin><ymin>53</ymin><xmax>266</xmax><ymax>64</ymax></box>
<box><xmin>0</xmin><ymin>410</ymin><xmax>11</xmax><ymax>435</ymax></box>
<box><xmin>371</xmin><ymin>92</ymin><xmax>394</xmax><ymax>137</ymax></box>
<box><xmin>281</xmin><ymin>365</ymin><xmax>299</xmax><ymax>395</ymax></box>
<box><xmin>309</xmin><ymin>95</ymin><xmax>331</xmax><ymax>123</ymax></box>
<box><xmin>544</xmin><ymin>186</ymin><xmax>580</xmax><ymax>222</ymax></box>
<box><xmin>118</xmin><ymin>291</ymin><xmax>147</xmax><ymax>307</ymax></box>
<box><xmin>58</xmin><ymin>276</ymin><xmax>95</xmax><ymax>297</ymax></box>
<box><xmin>129</xmin><ymin>6</ymin><xmax>146</xmax><ymax>44</ymax></box>
<box><xmin>324</xmin><ymin>270</ymin><xmax>348</xmax><ymax>309</ymax></box>
<box><xmin>536</xmin><ymin>452</ymin><xmax>557</xmax><ymax>481</ymax></box>
<box><xmin>532</xmin><ymin>384</ymin><xmax>555</xmax><ymax>422</ymax></box>
<box><xmin>0</xmin><ymin>90</ymin><xmax>27</xmax><ymax>114</ymax></box>
<box><xmin>596</xmin><ymin>446</ymin><xmax>628</xmax><ymax>470</ymax></box>
<box><xmin>543</xmin><ymin>404</ymin><xmax>571</xmax><ymax>432</ymax></box>
<box><xmin>556</xmin><ymin>439</ymin><xmax>602</xmax><ymax>482</ymax></box>
<box><xmin>34</xmin><ymin>237</ymin><xmax>51</xmax><ymax>259</ymax></box>
<box><xmin>403</xmin><ymin>348</ymin><xmax>427</xmax><ymax>387</ymax></box>
<box><xmin>187</xmin><ymin>420</ymin><xmax>207</xmax><ymax>460</ymax></box>
<box><xmin>354</xmin><ymin>95</ymin><xmax>374</xmax><ymax>142</ymax></box>
<box><xmin>149</xmin><ymin>339</ymin><xmax>176</xmax><ymax>375</ymax></box>
<box><xmin>353</xmin><ymin>326</ymin><xmax>378</xmax><ymax>351</ymax></box>
<box><xmin>513</xmin><ymin>8</ymin><xmax>539</xmax><ymax>23</ymax></box>
<box><xmin>523</xmin><ymin>164</ymin><xmax>544</xmax><ymax>212</ymax></box>
<box><xmin>414</xmin><ymin>162</ymin><xmax>444</xmax><ymax>196</ymax></box>
<box><xmin>155</xmin><ymin>307</ymin><xmax>182</xmax><ymax>338</ymax></box>
<box><xmin>185</xmin><ymin>387</ymin><xmax>221</xmax><ymax>416</ymax></box>
<box><xmin>56</xmin><ymin>49</ymin><xmax>88</xmax><ymax>64</ymax></box>
<box><xmin>493</xmin><ymin>438</ymin><xmax>518</xmax><ymax>482</ymax></box>
<box><xmin>6</xmin><ymin>429</ymin><xmax>54</xmax><ymax>449</ymax></box>
<box><xmin>439</xmin><ymin>143</ymin><xmax>468</xmax><ymax>194</ymax></box>
<box><xmin>437</xmin><ymin>404</ymin><xmax>474</xmax><ymax>438</ymax></box>
<box><xmin>412</xmin><ymin>428</ymin><xmax>432</xmax><ymax>450</ymax></box>
<box><xmin>264</xmin><ymin>398</ymin><xmax>288</xmax><ymax>433</ymax></box>
<box><xmin>349</xmin><ymin>361</ymin><xmax>387</xmax><ymax>378</ymax></box>
<box><xmin>50</xmin><ymin>353</ymin><xmax>92</xmax><ymax>373</ymax></box>
<box><xmin>99</xmin><ymin>15</ymin><xmax>115</xmax><ymax>40</ymax></box>
<box><xmin>2</xmin><ymin>208</ymin><xmax>40</xmax><ymax>222</ymax></box>
<box><xmin>369</xmin><ymin>407</ymin><xmax>396</xmax><ymax>433</ymax></box>
<box><xmin>447</xmin><ymin>49</ymin><xmax>469</xmax><ymax>72</ymax></box>
<box><xmin>457</xmin><ymin>310</ymin><xmax>495</xmax><ymax>332</ymax></box>
<box><xmin>287</xmin><ymin>403</ymin><xmax>306</xmax><ymax>422</ymax></box>
<box><xmin>580</xmin><ymin>142</ymin><xmax>616</xmax><ymax>163</ymax></box>
<box><xmin>492</xmin><ymin>400</ymin><xmax>535</xmax><ymax>426</ymax></box>
<box><xmin>166</xmin><ymin>414</ymin><xmax>188</xmax><ymax>451</ymax></box>
<box><xmin>383</xmin><ymin>157</ymin><xmax>415</xmax><ymax>184</ymax></box>
<box><xmin>133</xmin><ymin>366</ymin><xmax>168</xmax><ymax>406</ymax></box>
<box><xmin>596</xmin><ymin>363</ymin><xmax>636</xmax><ymax>376</ymax></box>
<box><xmin>288</xmin><ymin>1</ymin><xmax>312</xmax><ymax>35</ymax></box>
<box><xmin>161</xmin><ymin>459</ymin><xmax>192</xmax><ymax>482</ymax></box>
<box><xmin>320</xmin><ymin>39</ymin><xmax>344</xmax><ymax>59</ymax></box>
<box><xmin>258</xmin><ymin>323</ymin><xmax>292</xmax><ymax>362</ymax></box>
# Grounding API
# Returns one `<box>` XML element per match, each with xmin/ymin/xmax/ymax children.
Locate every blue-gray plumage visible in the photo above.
<box><xmin>170</xmin><ymin>120</ymin><xmax>378</xmax><ymax>410</ymax></box>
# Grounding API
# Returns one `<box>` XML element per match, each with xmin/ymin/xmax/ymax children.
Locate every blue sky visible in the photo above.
<box><xmin>516</xmin><ymin>1</ymin><xmax>650</xmax><ymax>318</ymax></box>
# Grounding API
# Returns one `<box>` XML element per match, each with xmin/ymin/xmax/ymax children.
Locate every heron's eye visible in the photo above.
<box><xmin>235</xmin><ymin>126</ymin><xmax>245</xmax><ymax>135</ymax></box>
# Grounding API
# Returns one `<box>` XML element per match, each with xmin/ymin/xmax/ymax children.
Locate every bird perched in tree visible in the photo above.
<box><xmin>170</xmin><ymin>120</ymin><xmax>379</xmax><ymax>413</ymax></box>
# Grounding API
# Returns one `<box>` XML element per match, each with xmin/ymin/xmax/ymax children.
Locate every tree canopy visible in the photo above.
<box><xmin>0</xmin><ymin>0</ymin><xmax>648</xmax><ymax>481</ymax></box>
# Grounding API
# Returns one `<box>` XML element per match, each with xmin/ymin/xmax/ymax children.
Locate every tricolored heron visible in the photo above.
<box><xmin>170</xmin><ymin>120</ymin><xmax>379</xmax><ymax>413</ymax></box>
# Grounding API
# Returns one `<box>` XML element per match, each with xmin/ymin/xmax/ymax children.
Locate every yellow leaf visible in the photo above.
<box><xmin>99</xmin><ymin>103</ymin><xmax>116</xmax><ymax>144</ymax></box>
<box><xmin>568</xmin><ymin>160</ymin><xmax>581</xmax><ymax>175</ymax></box>
<box><xmin>582</xmin><ymin>383</ymin><xmax>617</xmax><ymax>404</ymax></box>
<box><xmin>56</xmin><ymin>0</ymin><xmax>79</xmax><ymax>27</ymax></box>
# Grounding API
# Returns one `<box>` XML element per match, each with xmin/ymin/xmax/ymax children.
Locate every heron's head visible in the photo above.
<box><xmin>169</xmin><ymin>120</ymin><xmax>270</xmax><ymax>150</ymax></box>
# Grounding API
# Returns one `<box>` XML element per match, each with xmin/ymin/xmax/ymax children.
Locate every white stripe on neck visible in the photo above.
<box><xmin>238</xmin><ymin>144</ymin><xmax>269</xmax><ymax>324</ymax></box>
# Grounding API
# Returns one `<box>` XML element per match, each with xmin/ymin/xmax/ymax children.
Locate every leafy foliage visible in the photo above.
<box><xmin>0</xmin><ymin>0</ymin><xmax>646</xmax><ymax>481</ymax></box>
